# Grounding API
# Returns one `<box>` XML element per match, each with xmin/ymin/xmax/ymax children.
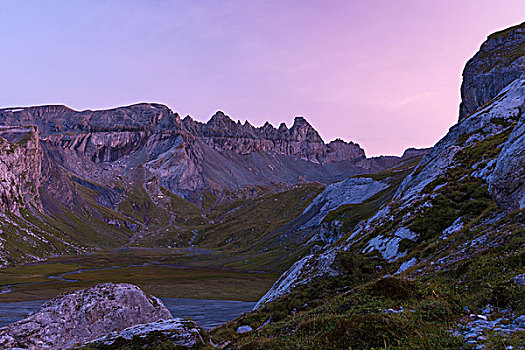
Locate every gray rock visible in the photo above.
<box><xmin>0</xmin><ymin>126</ymin><xmax>42</xmax><ymax>214</ymax></box>
<box><xmin>510</xmin><ymin>273</ymin><xmax>525</xmax><ymax>286</ymax></box>
<box><xmin>0</xmin><ymin>283</ymin><xmax>173</xmax><ymax>349</ymax></box>
<box><xmin>363</xmin><ymin>227</ymin><xmax>418</xmax><ymax>262</ymax></box>
<box><xmin>514</xmin><ymin>315</ymin><xmax>525</xmax><ymax>327</ymax></box>
<box><xmin>459</xmin><ymin>22</ymin><xmax>525</xmax><ymax>121</ymax></box>
<box><xmin>236</xmin><ymin>325</ymin><xmax>253</xmax><ymax>333</ymax></box>
<box><xmin>85</xmin><ymin>319</ymin><xmax>204</xmax><ymax>348</ymax></box>
<box><xmin>0</xmin><ymin>105</ymin><xmax>372</xmax><ymax>198</ymax></box>
<box><xmin>488</xmin><ymin>112</ymin><xmax>525</xmax><ymax>210</ymax></box>
<box><xmin>299</xmin><ymin>177</ymin><xmax>390</xmax><ymax>234</ymax></box>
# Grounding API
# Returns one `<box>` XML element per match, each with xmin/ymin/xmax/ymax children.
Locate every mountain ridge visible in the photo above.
<box><xmin>0</xmin><ymin>103</ymin><xmax>420</xmax><ymax>202</ymax></box>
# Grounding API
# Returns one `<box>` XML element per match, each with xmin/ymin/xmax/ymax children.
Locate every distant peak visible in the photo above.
<box><xmin>293</xmin><ymin>116</ymin><xmax>309</xmax><ymax>125</ymax></box>
<box><xmin>207</xmin><ymin>111</ymin><xmax>234</xmax><ymax>125</ymax></box>
<box><xmin>291</xmin><ymin>116</ymin><xmax>316</xmax><ymax>132</ymax></box>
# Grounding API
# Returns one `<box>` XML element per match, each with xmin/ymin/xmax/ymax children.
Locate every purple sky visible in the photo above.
<box><xmin>1</xmin><ymin>1</ymin><xmax>524</xmax><ymax>156</ymax></box>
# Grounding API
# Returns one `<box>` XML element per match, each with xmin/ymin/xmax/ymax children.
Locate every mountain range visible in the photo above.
<box><xmin>0</xmin><ymin>101</ymin><xmax>426</xmax><ymax>266</ymax></box>
<box><xmin>0</xmin><ymin>20</ymin><xmax>523</xmax><ymax>350</ymax></box>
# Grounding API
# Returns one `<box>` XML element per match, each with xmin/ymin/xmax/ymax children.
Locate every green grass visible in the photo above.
<box><xmin>208</xmin><ymin>275</ymin><xmax>464</xmax><ymax>349</ymax></box>
<box><xmin>206</xmin><ymin>211</ymin><xmax>524</xmax><ymax>348</ymax></box>
<box><xmin>194</xmin><ymin>183</ymin><xmax>324</xmax><ymax>271</ymax></box>
<box><xmin>0</xmin><ymin>249</ymin><xmax>278</xmax><ymax>302</ymax></box>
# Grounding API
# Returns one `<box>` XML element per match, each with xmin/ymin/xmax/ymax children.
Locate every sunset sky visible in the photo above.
<box><xmin>1</xmin><ymin>1</ymin><xmax>524</xmax><ymax>156</ymax></box>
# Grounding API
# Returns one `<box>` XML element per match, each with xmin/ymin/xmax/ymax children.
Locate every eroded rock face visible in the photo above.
<box><xmin>488</xmin><ymin>113</ymin><xmax>525</xmax><ymax>210</ymax></box>
<box><xmin>0</xmin><ymin>105</ymin><xmax>379</xmax><ymax>201</ymax></box>
<box><xmin>397</xmin><ymin>76</ymin><xmax>525</xmax><ymax>204</ymax></box>
<box><xmin>459</xmin><ymin>22</ymin><xmax>525</xmax><ymax>121</ymax></box>
<box><xmin>0</xmin><ymin>126</ymin><xmax>42</xmax><ymax>214</ymax></box>
<box><xmin>0</xmin><ymin>283</ymin><xmax>173</xmax><ymax>349</ymax></box>
<box><xmin>299</xmin><ymin>177</ymin><xmax>390</xmax><ymax>232</ymax></box>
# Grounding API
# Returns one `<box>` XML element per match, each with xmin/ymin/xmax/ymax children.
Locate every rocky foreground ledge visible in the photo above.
<box><xmin>0</xmin><ymin>283</ymin><xmax>205</xmax><ymax>350</ymax></box>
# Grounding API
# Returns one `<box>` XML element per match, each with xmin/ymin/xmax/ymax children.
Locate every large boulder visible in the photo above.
<box><xmin>0</xmin><ymin>283</ymin><xmax>173</xmax><ymax>349</ymax></box>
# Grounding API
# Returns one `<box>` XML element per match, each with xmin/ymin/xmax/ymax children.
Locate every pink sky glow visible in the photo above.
<box><xmin>0</xmin><ymin>1</ymin><xmax>524</xmax><ymax>156</ymax></box>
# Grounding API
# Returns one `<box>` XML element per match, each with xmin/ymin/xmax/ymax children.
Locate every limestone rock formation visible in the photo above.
<box><xmin>84</xmin><ymin>319</ymin><xmax>205</xmax><ymax>348</ymax></box>
<box><xmin>299</xmin><ymin>177</ymin><xmax>389</xmax><ymax>232</ymax></box>
<box><xmin>0</xmin><ymin>283</ymin><xmax>173</xmax><ymax>349</ymax></box>
<box><xmin>0</xmin><ymin>105</ymin><xmax>385</xmax><ymax>201</ymax></box>
<box><xmin>0</xmin><ymin>126</ymin><xmax>42</xmax><ymax>214</ymax></box>
<box><xmin>459</xmin><ymin>21</ymin><xmax>525</xmax><ymax>121</ymax></box>
<box><xmin>488</xmin><ymin>114</ymin><xmax>525</xmax><ymax>210</ymax></box>
<box><xmin>0</xmin><ymin>104</ymin><xmax>424</xmax><ymax>266</ymax></box>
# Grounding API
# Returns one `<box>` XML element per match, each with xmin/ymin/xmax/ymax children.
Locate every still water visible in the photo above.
<box><xmin>0</xmin><ymin>297</ymin><xmax>255</xmax><ymax>330</ymax></box>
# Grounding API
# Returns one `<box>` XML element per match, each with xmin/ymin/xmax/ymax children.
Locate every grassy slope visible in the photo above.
<box><xmin>0</xmin><ymin>182</ymin><xmax>323</xmax><ymax>302</ymax></box>
<box><xmin>200</xmin><ymin>119</ymin><xmax>525</xmax><ymax>349</ymax></box>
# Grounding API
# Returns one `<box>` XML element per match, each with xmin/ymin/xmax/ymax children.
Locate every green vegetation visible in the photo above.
<box><xmin>0</xmin><ymin>249</ymin><xmax>278</xmax><ymax>302</ymax></box>
<box><xmin>195</xmin><ymin>183</ymin><xmax>324</xmax><ymax>272</ymax></box>
<box><xmin>207</xmin><ymin>275</ymin><xmax>464</xmax><ymax>349</ymax></box>
<box><xmin>205</xmin><ymin>207</ymin><xmax>524</xmax><ymax>349</ymax></box>
<box><xmin>196</xmin><ymin>120</ymin><xmax>524</xmax><ymax>349</ymax></box>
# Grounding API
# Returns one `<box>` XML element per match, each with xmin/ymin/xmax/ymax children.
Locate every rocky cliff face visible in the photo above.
<box><xmin>0</xmin><ymin>283</ymin><xmax>174</xmax><ymax>349</ymax></box>
<box><xmin>195</xmin><ymin>112</ymin><xmax>365</xmax><ymax>163</ymax></box>
<box><xmin>0</xmin><ymin>126</ymin><xmax>42</xmax><ymax>214</ymax></box>
<box><xmin>0</xmin><ymin>105</ymin><xmax>373</xmax><ymax>199</ymax></box>
<box><xmin>0</xmin><ymin>104</ymin><xmax>403</xmax><ymax>205</ymax></box>
<box><xmin>459</xmin><ymin>21</ymin><xmax>525</xmax><ymax>121</ymax></box>
<box><xmin>487</xmin><ymin>112</ymin><xmax>525</xmax><ymax>209</ymax></box>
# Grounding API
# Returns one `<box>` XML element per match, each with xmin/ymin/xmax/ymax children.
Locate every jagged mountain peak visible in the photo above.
<box><xmin>207</xmin><ymin>110</ymin><xmax>234</xmax><ymax>125</ymax></box>
<box><xmin>289</xmin><ymin>115</ymin><xmax>323</xmax><ymax>143</ymax></box>
<box><xmin>0</xmin><ymin>102</ymin><xmax>384</xmax><ymax>206</ymax></box>
<box><xmin>278</xmin><ymin>122</ymin><xmax>288</xmax><ymax>132</ymax></box>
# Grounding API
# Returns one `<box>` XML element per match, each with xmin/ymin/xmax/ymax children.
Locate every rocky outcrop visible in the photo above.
<box><xmin>0</xmin><ymin>126</ymin><xmax>42</xmax><ymax>214</ymax></box>
<box><xmin>84</xmin><ymin>319</ymin><xmax>205</xmax><ymax>348</ymax></box>
<box><xmin>397</xmin><ymin>76</ymin><xmax>525</xmax><ymax>204</ymax></box>
<box><xmin>0</xmin><ymin>283</ymin><xmax>173</xmax><ymax>349</ymax></box>
<box><xmin>459</xmin><ymin>22</ymin><xmax>525</xmax><ymax>121</ymax></box>
<box><xmin>401</xmin><ymin>147</ymin><xmax>432</xmax><ymax>159</ymax></box>
<box><xmin>488</xmin><ymin>114</ymin><xmax>525</xmax><ymax>210</ymax></box>
<box><xmin>299</xmin><ymin>177</ymin><xmax>389</xmax><ymax>232</ymax></box>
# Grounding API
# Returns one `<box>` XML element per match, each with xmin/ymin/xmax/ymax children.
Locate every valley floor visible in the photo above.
<box><xmin>0</xmin><ymin>248</ymin><xmax>279</xmax><ymax>303</ymax></box>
